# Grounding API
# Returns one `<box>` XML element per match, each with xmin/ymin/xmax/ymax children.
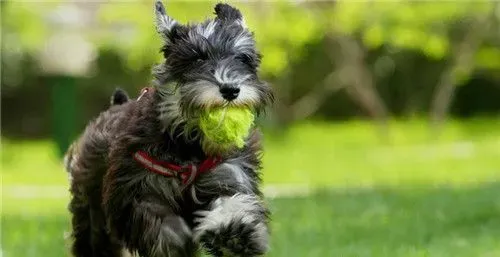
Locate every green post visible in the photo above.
<box><xmin>51</xmin><ymin>75</ymin><xmax>78</xmax><ymax>157</ymax></box>
<box><xmin>39</xmin><ymin>6</ymin><xmax>95</xmax><ymax>158</ymax></box>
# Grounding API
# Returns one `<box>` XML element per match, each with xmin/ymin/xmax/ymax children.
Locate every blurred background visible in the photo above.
<box><xmin>2</xmin><ymin>1</ymin><xmax>500</xmax><ymax>256</ymax></box>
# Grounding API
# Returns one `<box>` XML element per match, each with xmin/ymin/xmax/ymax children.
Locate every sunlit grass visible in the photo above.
<box><xmin>262</xmin><ymin>119</ymin><xmax>500</xmax><ymax>187</ymax></box>
<box><xmin>3</xmin><ymin>119</ymin><xmax>500</xmax><ymax>187</ymax></box>
<box><xmin>2</xmin><ymin>140</ymin><xmax>67</xmax><ymax>185</ymax></box>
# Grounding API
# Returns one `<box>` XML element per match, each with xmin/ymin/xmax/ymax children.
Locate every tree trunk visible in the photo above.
<box><xmin>334</xmin><ymin>35</ymin><xmax>390</xmax><ymax>140</ymax></box>
<box><xmin>287</xmin><ymin>33</ymin><xmax>390</xmax><ymax>140</ymax></box>
<box><xmin>289</xmin><ymin>70</ymin><xmax>344</xmax><ymax>121</ymax></box>
<box><xmin>430</xmin><ymin>16</ymin><xmax>491</xmax><ymax>136</ymax></box>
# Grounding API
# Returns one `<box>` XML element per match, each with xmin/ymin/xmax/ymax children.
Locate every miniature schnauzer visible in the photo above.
<box><xmin>65</xmin><ymin>1</ymin><xmax>273</xmax><ymax>257</ymax></box>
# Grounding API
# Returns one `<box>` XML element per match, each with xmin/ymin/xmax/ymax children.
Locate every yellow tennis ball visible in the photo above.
<box><xmin>199</xmin><ymin>107</ymin><xmax>255</xmax><ymax>150</ymax></box>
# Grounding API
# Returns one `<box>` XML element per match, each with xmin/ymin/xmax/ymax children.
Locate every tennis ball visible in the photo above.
<box><xmin>199</xmin><ymin>107</ymin><xmax>255</xmax><ymax>150</ymax></box>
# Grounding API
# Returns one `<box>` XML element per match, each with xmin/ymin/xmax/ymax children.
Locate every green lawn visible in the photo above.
<box><xmin>2</xmin><ymin>119</ymin><xmax>500</xmax><ymax>256</ymax></box>
<box><xmin>4</xmin><ymin>185</ymin><xmax>500</xmax><ymax>257</ymax></box>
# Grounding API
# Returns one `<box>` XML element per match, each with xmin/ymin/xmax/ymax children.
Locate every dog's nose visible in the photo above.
<box><xmin>219</xmin><ymin>85</ymin><xmax>240</xmax><ymax>101</ymax></box>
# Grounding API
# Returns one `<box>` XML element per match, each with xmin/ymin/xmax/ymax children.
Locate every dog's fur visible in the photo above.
<box><xmin>65</xmin><ymin>2</ymin><xmax>273</xmax><ymax>257</ymax></box>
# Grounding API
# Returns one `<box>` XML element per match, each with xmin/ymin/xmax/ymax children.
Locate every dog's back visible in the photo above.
<box><xmin>64</xmin><ymin>88</ymin><xmax>130</xmax><ymax>177</ymax></box>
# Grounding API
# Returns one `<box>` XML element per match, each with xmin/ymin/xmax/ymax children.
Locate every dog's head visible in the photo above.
<box><xmin>153</xmin><ymin>1</ymin><xmax>273</xmax><ymax>119</ymax></box>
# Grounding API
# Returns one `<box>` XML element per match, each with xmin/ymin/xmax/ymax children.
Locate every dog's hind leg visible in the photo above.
<box><xmin>65</xmin><ymin>126</ymin><xmax>121</xmax><ymax>256</ymax></box>
<box><xmin>89</xmin><ymin>197</ymin><xmax>123</xmax><ymax>257</ymax></box>
<box><xmin>66</xmin><ymin>142</ymin><xmax>95</xmax><ymax>257</ymax></box>
<box><xmin>68</xmin><ymin>192</ymin><xmax>93</xmax><ymax>257</ymax></box>
<box><xmin>69</xmin><ymin>192</ymin><xmax>123</xmax><ymax>257</ymax></box>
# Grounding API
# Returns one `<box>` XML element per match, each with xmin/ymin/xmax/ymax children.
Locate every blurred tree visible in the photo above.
<box><xmin>96</xmin><ymin>1</ymin><xmax>325</xmax><ymax>127</ymax></box>
<box><xmin>325</xmin><ymin>1</ymin><xmax>499</xmax><ymax>134</ymax></box>
<box><xmin>95</xmin><ymin>1</ymin><xmax>323</xmax><ymax>78</ymax></box>
<box><xmin>2</xmin><ymin>0</ymin><xmax>500</xmax><ymax>140</ymax></box>
<box><xmin>430</xmin><ymin>14</ymin><xmax>495</xmax><ymax>136</ymax></box>
<box><xmin>2</xmin><ymin>1</ymin><xmax>55</xmax><ymax>88</ymax></box>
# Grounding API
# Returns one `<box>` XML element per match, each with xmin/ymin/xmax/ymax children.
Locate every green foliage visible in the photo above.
<box><xmin>3</xmin><ymin>1</ymin><xmax>499</xmax><ymax>78</ymax></box>
<box><xmin>475</xmin><ymin>46</ymin><xmax>500</xmax><ymax>70</ymax></box>
<box><xmin>96</xmin><ymin>1</ymin><xmax>217</xmax><ymax>70</ymax></box>
<box><xmin>3</xmin><ymin>1</ymin><xmax>500</xmax><ymax>124</ymax></box>
<box><xmin>326</xmin><ymin>1</ymin><xmax>499</xmax><ymax>87</ymax></box>
<box><xmin>2</xmin><ymin>1</ymin><xmax>324</xmax><ymax>77</ymax></box>
<box><xmin>96</xmin><ymin>1</ymin><xmax>323</xmax><ymax>76</ymax></box>
<box><xmin>331</xmin><ymin>2</ymin><xmax>494</xmax><ymax>61</ymax></box>
<box><xmin>241</xmin><ymin>2</ymin><xmax>323</xmax><ymax>76</ymax></box>
<box><xmin>2</xmin><ymin>1</ymin><xmax>57</xmax><ymax>86</ymax></box>
<box><xmin>2</xmin><ymin>1</ymin><xmax>58</xmax><ymax>53</ymax></box>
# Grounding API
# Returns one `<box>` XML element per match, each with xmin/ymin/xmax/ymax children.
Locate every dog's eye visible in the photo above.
<box><xmin>235</xmin><ymin>53</ymin><xmax>252</xmax><ymax>65</ymax></box>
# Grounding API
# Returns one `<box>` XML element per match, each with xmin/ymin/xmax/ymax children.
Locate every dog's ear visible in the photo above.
<box><xmin>214</xmin><ymin>3</ymin><xmax>246</xmax><ymax>28</ymax></box>
<box><xmin>110</xmin><ymin>88</ymin><xmax>129</xmax><ymax>106</ymax></box>
<box><xmin>155</xmin><ymin>0</ymin><xmax>177</xmax><ymax>41</ymax></box>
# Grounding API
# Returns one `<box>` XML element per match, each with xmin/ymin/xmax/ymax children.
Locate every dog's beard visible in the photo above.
<box><xmin>157</xmin><ymin>81</ymin><xmax>261</xmax><ymax>154</ymax></box>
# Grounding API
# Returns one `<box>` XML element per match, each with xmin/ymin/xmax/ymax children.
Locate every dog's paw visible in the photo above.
<box><xmin>194</xmin><ymin>194</ymin><xmax>269</xmax><ymax>257</ymax></box>
<box><xmin>198</xmin><ymin>219</ymin><xmax>268</xmax><ymax>257</ymax></box>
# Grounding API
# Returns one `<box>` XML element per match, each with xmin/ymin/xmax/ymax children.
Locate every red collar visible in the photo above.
<box><xmin>133</xmin><ymin>150</ymin><xmax>221</xmax><ymax>185</ymax></box>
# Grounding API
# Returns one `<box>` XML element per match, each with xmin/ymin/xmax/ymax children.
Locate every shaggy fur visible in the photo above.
<box><xmin>65</xmin><ymin>2</ymin><xmax>273</xmax><ymax>257</ymax></box>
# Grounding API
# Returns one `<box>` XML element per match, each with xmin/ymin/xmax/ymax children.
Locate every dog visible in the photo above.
<box><xmin>64</xmin><ymin>1</ymin><xmax>273</xmax><ymax>257</ymax></box>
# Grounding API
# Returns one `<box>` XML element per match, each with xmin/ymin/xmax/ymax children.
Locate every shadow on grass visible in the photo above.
<box><xmin>3</xmin><ymin>182</ymin><xmax>500</xmax><ymax>257</ymax></box>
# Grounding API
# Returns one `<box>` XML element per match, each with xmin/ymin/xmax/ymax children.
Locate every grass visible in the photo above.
<box><xmin>4</xmin><ymin>185</ymin><xmax>500</xmax><ymax>257</ymax></box>
<box><xmin>262</xmin><ymin>118</ymin><xmax>500</xmax><ymax>187</ymax></box>
<box><xmin>2</xmin><ymin>119</ymin><xmax>500</xmax><ymax>257</ymax></box>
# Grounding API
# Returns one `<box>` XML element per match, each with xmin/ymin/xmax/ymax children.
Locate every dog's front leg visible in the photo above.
<box><xmin>193</xmin><ymin>164</ymin><xmax>269</xmax><ymax>257</ymax></box>
<box><xmin>108</xmin><ymin>198</ymin><xmax>196</xmax><ymax>257</ymax></box>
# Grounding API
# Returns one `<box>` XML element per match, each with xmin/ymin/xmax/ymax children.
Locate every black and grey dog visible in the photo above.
<box><xmin>64</xmin><ymin>1</ymin><xmax>273</xmax><ymax>257</ymax></box>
